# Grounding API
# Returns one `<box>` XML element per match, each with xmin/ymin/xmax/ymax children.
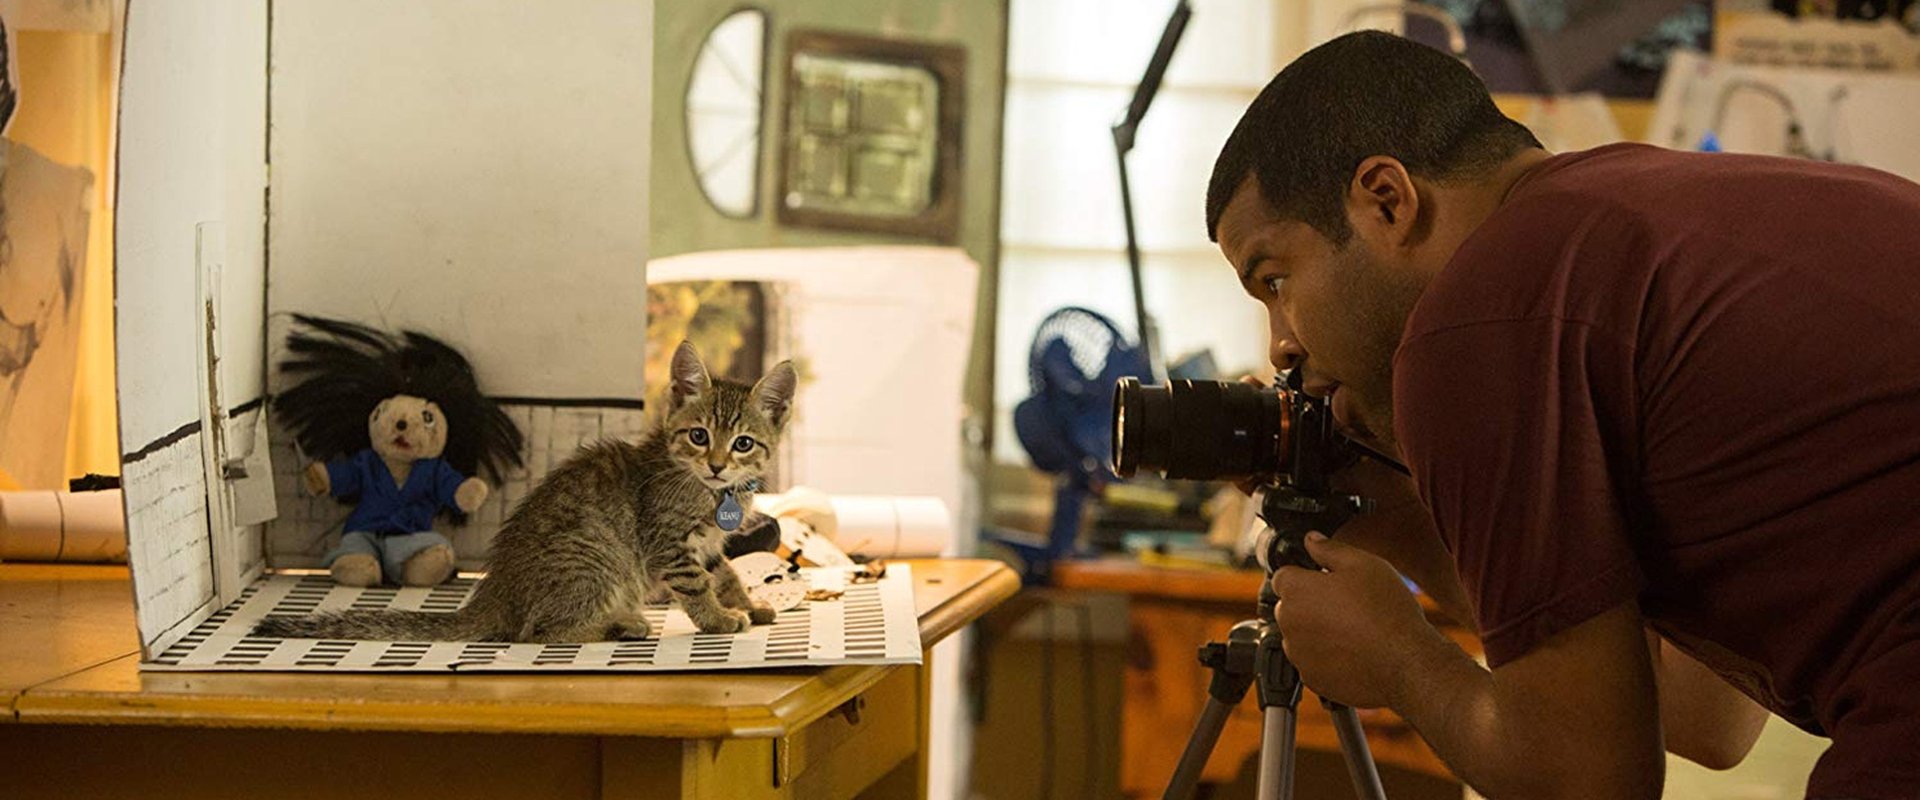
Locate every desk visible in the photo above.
<box><xmin>1052</xmin><ymin>559</ymin><xmax>1479</xmax><ymax>797</ymax></box>
<box><xmin>0</xmin><ymin>559</ymin><xmax>1016</xmax><ymax>800</ymax></box>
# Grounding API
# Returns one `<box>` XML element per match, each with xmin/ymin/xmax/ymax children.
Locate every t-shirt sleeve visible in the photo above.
<box><xmin>327</xmin><ymin>453</ymin><xmax>365</xmax><ymax>497</ymax></box>
<box><xmin>433</xmin><ymin>460</ymin><xmax>467</xmax><ymax>509</ymax></box>
<box><xmin>1393</xmin><ymin>317</ymin><xmax>1644</xmax><ymax>667</ymax></box>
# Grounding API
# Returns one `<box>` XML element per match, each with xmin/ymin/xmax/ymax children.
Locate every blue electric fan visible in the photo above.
<box><xmin>991</xmin><ymin>1</ymin><xmax>1187</xmax><ymax>583</ymax></box>
<box><xmin>1003</xmin><ymin>306</ymin><xmax>1151</xmax><ymax>583</ymax></box>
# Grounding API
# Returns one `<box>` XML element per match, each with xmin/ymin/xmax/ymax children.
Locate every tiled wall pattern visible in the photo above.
<box><xmin>265</xmin><ymin>402</ymin><xmax>649</xmax><ymax>570</ymax></box>
<box><xmin>122</xmin><ymin>431</ymin><xmax>218</xmax><ymax>653</ymax></box>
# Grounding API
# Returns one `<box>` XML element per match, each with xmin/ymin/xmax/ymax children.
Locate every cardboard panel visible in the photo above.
<box><xmin>119</xmin><ymin>0</ymin><xmax>656</xmax><ymax>650</ymax></box>
<box><xmin>647</xmin><ymin>246</ymin><xmax>977</xmax><ymax>554</ymax></box>
<box><xmin>265</xmin><ymin>0</ymin><xmax>652</xmax><ymax>401</ymax></box>
<box><xmin>115</xmin><ymin>0</ymin><xmax>269</xmax><ymax>654</ymax></box>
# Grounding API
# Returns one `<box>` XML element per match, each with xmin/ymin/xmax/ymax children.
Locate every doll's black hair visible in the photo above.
<box><xmin>274</xmin><ymin>315</ymin><xmax>524</xmax><ymax>483</ymax></box>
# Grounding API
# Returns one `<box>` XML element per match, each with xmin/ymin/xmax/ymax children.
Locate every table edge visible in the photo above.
<box><xmin>12</xmin><ymin>560</ymin><xmax>1020</xmax><ymax>738</ymax></box>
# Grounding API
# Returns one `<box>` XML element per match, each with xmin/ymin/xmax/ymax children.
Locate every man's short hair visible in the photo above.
<box><xmin>1205</xmin><ymin>31</ymin><xmax>1541</xmax><ymax>244</ymax></box>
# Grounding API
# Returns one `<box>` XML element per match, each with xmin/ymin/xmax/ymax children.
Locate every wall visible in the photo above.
<box><xmin>114</xmin><ymin>0</ymin><xmax>269</xmax><ymax>654</ymax></box>
<box><xmin>652</xmin><ymin>12</ymin><xmax>1003</xmax><ymax>796</ymax></box>
<box><xmin>650</xmin><ymin>0</ymin><xmax>1007</xmax><ymax>523</ymax></box>
<box><xmin>263</xmin><ymin>0</ymin><xmax>655</xmax><ymax>568</ymax></box>
<box><xmin>4</xmin><ymin>10</ymin><xmax>120</xmax><ymax>486</ymax></box>
<box><xmin>1649</xmin><ymin>50</ymin><xmax>1920</xmax><ymax>180</ymax></box>
<box><xmin>267</xmin><ymin>0</ymin><xmax>651</xmax><ymax>401</ymax></box>
<box><xmin>647</xmin><ymin>246</ymin><xmax>976</xmax><ymax>529</ymax></box>
<box><xmin>996</xmin><ymin>0</ymin><xmax>1289</xmax><ymax>467</ymax></box>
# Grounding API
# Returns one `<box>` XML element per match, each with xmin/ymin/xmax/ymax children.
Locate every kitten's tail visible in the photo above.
<box><xmin>250</xmin><ymin>608</ymin><xmax>489</xmax><ymax>641</ymax></box>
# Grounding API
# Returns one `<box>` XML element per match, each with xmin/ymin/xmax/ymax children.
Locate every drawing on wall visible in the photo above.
<box><xmin>645</xmin><ymin>279</ymin><xmax>778</xmax><ymax>396</ymax></box>
<box><xmin>2</xmin><ymin>0</ymin><xmax>116</xmax><ymax>34</ymax></box>
<box><xmin>1400</xmin><ymin>0</ymin><xmax>1711</xmax><ymax>98</ymax></box>
<box><xmin>0</xmin><ymin>6</ymin><xmax>94</xmax><ymax>487</ymax></box>
<box><xmin>0</xmin><ymin>11</ymin><xmax>17</xmax><ymax>135</ymax></box>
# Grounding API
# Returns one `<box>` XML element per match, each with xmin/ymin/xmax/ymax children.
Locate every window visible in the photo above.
<box><xmin>686</xmin><ymin>9</ymin><xmax>768</xmax><ymax>218</ymax></box>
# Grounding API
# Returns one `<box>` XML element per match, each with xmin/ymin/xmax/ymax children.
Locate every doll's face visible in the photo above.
<box><xmin>368</xmin><ymin>395</ymin><xmax>448</xmax><ymax>463</ymax></box>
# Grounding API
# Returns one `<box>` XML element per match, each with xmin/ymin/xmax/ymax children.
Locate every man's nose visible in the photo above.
<box><xmin>1267</xmin><ymin>307</ymin><xmax>1305</xmax><ymax>372</ymax></box>
<box><xmin>1270</xmin><ymin>336</ymin><xmax>1305</xmax><ymax>373</ymax></box>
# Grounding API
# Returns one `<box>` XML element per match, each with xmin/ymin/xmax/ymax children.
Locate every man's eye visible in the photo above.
<box><xmin>1263</xmin><ymin>276</ymin><xmax>1283</xmax><ymax>297</ymax></box>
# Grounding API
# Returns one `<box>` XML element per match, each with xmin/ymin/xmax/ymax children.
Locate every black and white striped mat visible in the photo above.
<box><xmin>142</xmin><ymin>565</ymin><xmax>920</xmax><ymax>672</ymax></box>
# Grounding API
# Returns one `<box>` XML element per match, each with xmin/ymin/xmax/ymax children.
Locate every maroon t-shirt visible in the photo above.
<box><xmin>1395</xmin><ymin>143</ymin><xmax>1920</xmax><ymax>796</ymax></box>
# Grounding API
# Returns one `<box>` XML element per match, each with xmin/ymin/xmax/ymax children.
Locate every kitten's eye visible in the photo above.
<box><xmin>688</xmin><ymin>428</ymin><xmax>710</xmax><ymax>446</ymax></box>
<box><xmin>421</xmin><ymin>410</ymin><xmax>437</xmax><ymax>427</ymax></box>
<box><xmin>731</xmin><ymin>435</ymin><xmax>755</xmax><ymax>453</ymax></box>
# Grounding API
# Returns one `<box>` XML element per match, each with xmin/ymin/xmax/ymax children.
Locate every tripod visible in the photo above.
<box><xmin>1163</xmin><ymin>578</ymin><xmax>1387</xmax><ymax>800</ymax></box>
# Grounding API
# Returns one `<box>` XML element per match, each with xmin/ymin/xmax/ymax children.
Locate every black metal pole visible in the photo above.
<box><xmin>1111</xmin><ymin>0</ymin><xmax>1192</xmax><ymax>376</ymax></box>
<box><xmin>1113</xmin><ymin>145</ymin><xmax>1154</xmax><ymax>370</ymax></box>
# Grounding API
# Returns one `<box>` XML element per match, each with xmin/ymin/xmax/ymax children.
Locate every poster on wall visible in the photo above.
<box><xmin>1388</xmin><ymin>0</ymin><xmax>1711</xmax><ymax>98</ymax></box>
<box><xmin>0</xmin><ymin>5</ymin><xmax>93</xmax><ymax>488</ymax></box>
<box><xmin>1715</xmin><ymin>0</ymin><xmax>1920</xmax><ymax>71</ymax></box>
<box><xmin>0</xmin><ymin>0</ymin><xmax>115</xmax><ymax>34</ymax></box>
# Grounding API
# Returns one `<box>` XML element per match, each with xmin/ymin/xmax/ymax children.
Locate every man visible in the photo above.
<box><xmin>1209</xmin><ymin>31</ymin><xmax>1920</xmax><ymax>798</ymax></box>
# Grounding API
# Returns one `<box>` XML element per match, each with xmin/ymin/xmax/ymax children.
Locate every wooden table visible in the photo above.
<box><xmin>0</xmin><ymin>558</ymin><xmax>1017</xmax><ymax>800</ymax></box>
<box><xmin>1052</xmin><ymin>559</ymin><xmax>1480</xmax><ymax>797</ymax></box>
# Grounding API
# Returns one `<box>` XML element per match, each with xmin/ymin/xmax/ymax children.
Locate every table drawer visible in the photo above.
<box><xmin>780</xmin><ymin>665</ymin><xmax>920</xmax><ymax>796</ymax></box>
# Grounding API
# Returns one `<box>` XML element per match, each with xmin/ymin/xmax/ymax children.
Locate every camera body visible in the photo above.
<box><xmin>1112</xmin><ymin>370</ymin><xmax>1372</xmax><ymax>573</ymax></box>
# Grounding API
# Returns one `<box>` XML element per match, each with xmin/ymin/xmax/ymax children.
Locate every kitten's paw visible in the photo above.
<box><xmin>606</xmin><ymin>616</ymin><xmax>654</xmax><ymax>641</ymax></box>
<box><xmin>748</xmin><ymin>604</ymin><xmax>777</xmax><ymax>625</ymax></box>
<box><xmin>694</xmin><ymin>608</ymin><xmax>752</xmax><ymax>634</ymax></box>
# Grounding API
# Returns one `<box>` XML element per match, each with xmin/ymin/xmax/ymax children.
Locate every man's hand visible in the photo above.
<box><xmin>1269</xmin><ymin>532</ymin><xmax>1447</xmax><ymax>708</ymax></box>
<box><xmin>1318</xmin><ymin>458</ymin><xmax>1476</xmax><ymax>628</ymax></box>
<box><xmin>1232</xmin><ymin>373</ymin><xmax>1474</xmax><ymax>628</ymax></box>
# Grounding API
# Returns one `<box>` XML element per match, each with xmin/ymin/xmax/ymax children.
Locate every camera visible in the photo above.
<box><xmin>1111</xmin><ymin>370</ymin><xmax>1375</xmax><ymax>573</ymax></box>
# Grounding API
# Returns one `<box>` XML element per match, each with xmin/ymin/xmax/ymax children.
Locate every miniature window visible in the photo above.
<box><xmin>777</xmin><ymin>31</ymin><xmax>964</xmax><ymax>241</ymax></box>
<box><xmin>685</xmin><ymin>9</ymin><xmax>768</xmax><ymax>219</ymax></box>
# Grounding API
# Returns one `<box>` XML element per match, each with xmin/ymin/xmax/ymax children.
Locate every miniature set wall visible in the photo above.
<box><xmin>650</xmin><ymin>8</ymin><xmax>1006</xmax><ymax>798</ymax></box>
<box><xmin>115</xmin><ymin>0</ymin><xmax>654</xmax><ymax>656</ymax></box>
<box><xmin>651</xmin><ymin>0</ymin><xmax>1008</xmax><ymax>526</ymax></box>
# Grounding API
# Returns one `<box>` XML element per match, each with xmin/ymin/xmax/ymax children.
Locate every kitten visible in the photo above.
<box><xmin>253</xmin><ymin>342</ymin><xmax>797</xmax><ymax>642</ymax></box>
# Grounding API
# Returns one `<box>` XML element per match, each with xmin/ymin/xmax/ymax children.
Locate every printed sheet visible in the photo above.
<box><xmin>143</xmin><ymin>564</ymin><xmax>921</xmax><ymax>672</ymax></box>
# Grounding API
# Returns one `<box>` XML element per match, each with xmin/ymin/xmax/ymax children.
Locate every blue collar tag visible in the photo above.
<box><xmin>716</xmin><ymin>490</ymin><xmax>744</xmax><ymax>532</ymax></box>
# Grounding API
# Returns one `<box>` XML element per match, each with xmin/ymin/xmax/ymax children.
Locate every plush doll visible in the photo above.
<box><xmin>274</xmin><ymin>315</ymin><xmax>523</xmax><ymax>587</ymax></box>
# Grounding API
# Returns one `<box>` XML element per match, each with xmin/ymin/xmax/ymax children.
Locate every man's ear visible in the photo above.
<box><xmin>750</xmin><ymin>361</ymin><xmax>798</xmax><ymax>429</ymax></box>
<box><xmin>1346</xmin><ymin>155</ymin><xmax>1420</xmax><ymax>245</ymax></box>
<box><xmin>670</xmin><ymin>341</ymin><xmax>711</xmax><ymax>410</ymax></box>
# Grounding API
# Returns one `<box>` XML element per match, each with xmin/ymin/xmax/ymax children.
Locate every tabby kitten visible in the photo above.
<box><xmin>254</xmin><ymin>342</ymin><xmax>797</xmax><ymax>642</ymax></box>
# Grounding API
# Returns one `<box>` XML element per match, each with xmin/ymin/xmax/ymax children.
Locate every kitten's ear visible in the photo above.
<box><xmin>750</xmin><ymin>360</ymin><xmax>798</xmax><ymax>428</ymax></box>
<box><xmin>669</xmin><ymin>341</ymin><xmax>712</xmax><ymax>410</ymax></box>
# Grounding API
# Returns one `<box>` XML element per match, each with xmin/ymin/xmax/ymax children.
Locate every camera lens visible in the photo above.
<box><xmin>1112</xmin><ymin>378</ymin><xmax>1289</xmax><ymax>481</ymax></box>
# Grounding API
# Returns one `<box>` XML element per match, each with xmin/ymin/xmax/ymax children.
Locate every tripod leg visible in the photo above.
<box><xmin>1256</xmin><ymin>705</ymin><xmax>1298</xmax><ymax>800</ymax></box>
<box><xmin>1164</xmin><ymin>623</ymin><xmax>1263</xmax><ymax>800</ymax></box>
<box><xmin>1326</xmin><ymin>702</ymin><xmax>1388</xmax><ymax>800</ymax></box>
<box><xmin>1164</xmin><ymin>697</ymin><xmax>1237</xmax><ymax>800</ymax></box>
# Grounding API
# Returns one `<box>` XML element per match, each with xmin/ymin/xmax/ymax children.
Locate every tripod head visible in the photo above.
<box><xmin>1112</xmin><ymin>365</ymin><xmax>1398</xmax><ymax>615</ymax></box>
<box><xmin>1251</xmin><ymin>370</ymin><xmax>1373</xmax><ymax>581</ymax></box>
